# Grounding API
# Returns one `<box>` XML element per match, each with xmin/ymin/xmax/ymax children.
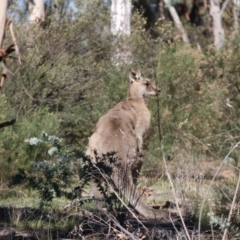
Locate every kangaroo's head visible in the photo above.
<box><xmin>128</xmin><ymin>69</ymin><xmax>160</xmax><ymax>99</ymax></box>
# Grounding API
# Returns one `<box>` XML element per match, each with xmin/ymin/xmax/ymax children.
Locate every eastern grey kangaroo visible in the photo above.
<box><xmin>86</xmin><ymin>69</ymin><xmax>170</xmax><ymax>220</ymax></box>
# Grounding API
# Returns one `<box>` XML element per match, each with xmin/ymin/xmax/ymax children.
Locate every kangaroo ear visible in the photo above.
<box><xmin>129</xmin><ymin>69</ymin><xmax>141</xmax><ymax>83</ymax></box>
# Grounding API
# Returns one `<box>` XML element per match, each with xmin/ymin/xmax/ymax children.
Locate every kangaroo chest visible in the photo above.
<box><xmin>128</xmin><ymin>101</ymin><xmax>151</xmax><ymax>134</ymax></box>
<box><xmin>136</xmin><ymin>106</ymin><xmax>150</xmax><ymax>133</ymax></box>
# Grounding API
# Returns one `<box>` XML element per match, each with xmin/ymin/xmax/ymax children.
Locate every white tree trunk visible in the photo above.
<box><xmin>111</xmin><ymin>0</ymin><xmax>132</xmax><ymax>66</ymax></box>
<box><xmin>0</xmin><ymin>0</ymin><xmax>8</xmax><ymax>47</ymax></box>
<box><xmin>233</xmin><ymin>0</ymin><xmax>240</xmax><ymax>32</ymax></box>
<box><xmin>0</xmin><ymin>0</ymin><xmax>8</xmax><ymax>88</ymax></box>
<box><xmin>210</xmin><ymin>0</ymin><xmax>225</xmax><ymax>49</ymax></box>
<box><xmin>233</xmin><ymin>5</ymin><xmax>239</xmax><ymax>32</ymax></box>
<box><xmin>29</xmin><ymin>0</ymin><xmax>45</xmax><ymax>23</ymax></box>
<box><xmin>27</xmin><ymin>0</ymin><xmax>45</xmax><ymax>48</ymax></box>
<box><xmin>164</xmin><ymin>0</ymin><xmax>190</xmax><ymax>44</ymax></box>
<box><xmin>111</xmin><ymin>0</ymin><xmax>131</xmax><ymax>36</ymax></box>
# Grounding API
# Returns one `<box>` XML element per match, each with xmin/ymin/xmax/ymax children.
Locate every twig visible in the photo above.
<box><xmin>1</xmin><ymin>60</ymin><xmax>14</xmax><ymax>75</ymax></box>
<box><xmin>0</xmin><ymin>119</ymin><xmax>16</xmax><ymax>129</ymax></box>
<box><xmin>0</xmin><ymin>67</ymin><xmax>7</xmax><ymax>88</ymax></box>
<box><xmin>197</xmin><ymin>141</ymin><xmax>240</xmax><ymax>240</ymax></box>
<box><xmin>221</xmin><ymin>0</ymin><xmax>231</xmax><ymax>15</ymax></box>
<box><xmin>107</xmin><ymin>213</ymin><xmax>141</xmax><ymax>240</ymax></box>
<box><xmin>9</xmin><ymin>21</ymin><xmax>21</xmax><ymax>65</ymax></box>
<box><xmin>156</xmin><ymin>98</ymin><xmax>162</xmax><ymax>142</ymax></box>
<box><xmin>82</xmin><ymin>209</ymin><xmax>140</xmax><ymax>240</ymax></box>
<box><xmin>93</xmin><ymin>164</ymin><xmax>149</xmax><ymax>233</ymax></box>
<box><xmin>209</xmin><ymin>203</ymin><xmax>215</xmax><ymax>240</ymax></box>
<box><xmin>222</xmin><ymin>168</ymin><xmax>240</xmax><ymax>240</ymax></box>
<box><xmin>161</xmin><ymin>145</ymin><xmax>192</xmax><ymax>240</ymax></box>
<box><xmin>20</xmin><ymin>80</ymin><xmax>35</xmax><ymax>101</ymax></box>
<box><xmin>156</xmin><ymin>95</ymin><xmax>191</xmax><ymax>240</ymax></box>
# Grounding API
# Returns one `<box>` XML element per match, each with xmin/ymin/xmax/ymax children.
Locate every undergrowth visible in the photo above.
<box><xmin>0</xmin><ymin>0</ymin><xmax>240</xmax><ymax>238</ymax></box>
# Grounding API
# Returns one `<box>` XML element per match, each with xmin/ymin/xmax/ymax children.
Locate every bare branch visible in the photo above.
<box><xmin>222</xmin><ymin>169</ymin><xmax>240</xmax><ymax>240</ymax></box>
<box><xmin>163</xmin><ymin>0</ymin><xmax>190</xmax><ymax>44</ymax></box>
<box><xmin>221</xmin><ymin>0</ymin><xmax>231</xmax><ymax>15</ymax></box>
<box><xmin>9</xmin><ymin>21</ymin><xmax>21</xmax><ymax>65</ymax></box>
<box><xmin>198</xmin><ymin>141</ymin><xmax>240</xmax><ymax>240</ymax></box>
<box><xmin>161</xmin><ymin>145</ymin><xmax>191</xmax><ymax>240</ymax></box>
<box><xmin>210</xmin><ymin>0</ymin><xmax>225</xmax><ymax>49</ymax></box>
<box><xmin>0</xmin><ymin>119</ymin><xmax>16</xmax><ymax>129</ymax></box>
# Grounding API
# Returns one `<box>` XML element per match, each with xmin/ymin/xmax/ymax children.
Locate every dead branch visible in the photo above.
<box><xmin>0</xmin><ymin>119</ymin><xmax>16</xmax><ymax>129</ymax></box>
<box><xmin>0</xmin><ymin>43</ymin><xmax>15</xmax><ymax>89</ymax></box>
<box><xmin>9</xmin><ymin>20</ymin><xmax>21</xmax><ymax>65</ymax></box>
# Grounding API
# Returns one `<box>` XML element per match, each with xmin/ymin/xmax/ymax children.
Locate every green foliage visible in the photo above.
<box><xmin>2</xmin><ymin>0</ymin><xmax>240</xmax><ymax>233</ymax></box>
<box><xmin>213</xmin><ymin>177</ymin><xmax>240</xmax><ymax>219</ymax></box>
<box><xmin>208</xmin><ymin>211</ymin><xmax>240</xmax><ymax>240</ymax></box>
<box><xmin>0</xmin><ymin>99</ymin><xmax>60</xmax><ymax>180</ymax></box>
<box><xmin>10</xmin><ymin>132</ymin><xmax>125</xmax><ymax>219</ymax></box>
<box><xmin>141</xmin><ymin>42</ymin><xmax>240</xmax><ymax>160</ymax></box>
<box><xmin>80</xmin><ymin>150</ymin><xmax>126</xmax><ymax>219</ymax></box>
<box><xmin>9</xmin><ymin>132</ymin><xmax>86</xmax><ymax>207</ymax></box>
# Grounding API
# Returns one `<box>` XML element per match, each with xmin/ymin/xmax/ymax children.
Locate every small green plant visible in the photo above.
<box><xmin>208</xmin><ymin>211</ymin><xmax>240</xmax><ymax>240</ymax></box>
<box><xmin>9</xmin><ymin>132</ymin><xmax>125</xmax><ymax>221</ymax></box>
<box><xmin>9</xmin><ymin>132</ymin><xmax>88</xmax><ymax>207</ymax></box>
<box><xmin>80</xmin><ymin>150</ymin><xmax>127</xmax><ymax>220</ymax></box>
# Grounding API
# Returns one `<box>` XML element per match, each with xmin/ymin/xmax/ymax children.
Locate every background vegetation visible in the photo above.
<box><xmin>1</xmin><ymin>0</ymin><xmax>240</xmax><ymax>239</ymax></box>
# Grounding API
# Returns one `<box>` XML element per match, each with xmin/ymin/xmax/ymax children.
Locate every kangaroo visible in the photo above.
<box><xmin>86</xmin><ymin>69</ymin><xmax>170</xmax><ymax>220</ymax></box>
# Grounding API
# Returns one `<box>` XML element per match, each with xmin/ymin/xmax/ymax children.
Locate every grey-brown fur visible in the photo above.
<box><xmin>86</xmin><ymin>69</ymin><xmax>170</xmax><ymax>220</ymax></box>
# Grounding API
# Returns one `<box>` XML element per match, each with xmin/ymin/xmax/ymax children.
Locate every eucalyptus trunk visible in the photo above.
<box><xmin>0</xmin><ymin>0</ymin><xmax>8</xmax><ymax>46</ymax></box>
<box><xmin>111</xmin><ymin>0</ymin><xmax>132</xmax><ymax>66</ymax></box>
<box><xmin>233</xmin><ymin>0</ymin><xmax>240</xmax><ymax>32</ymax></box>
<box><xmin>164</xmin><ymin>0</ymin><xmax>190</xmax><ymax>44</ymax></box>
<box><xmin>0</xmin><ymin>0</ymin><xmax>8</xmax><ymax>88</ymax></box>
<box><xmin>29</xmin><ymin>0</ymin><xmax>45</xmax><ymax>23</ymax></box>
<box><xmin>210</xmin><ymin>0</ymin><xmax>225</xmax><ymax>49</ymax></box>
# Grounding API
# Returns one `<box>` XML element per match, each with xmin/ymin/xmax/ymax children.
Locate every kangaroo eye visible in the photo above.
<box><xmin>144</xmin><ymin>82</ymin><xmax>149</xmax><ymax>86</ymax></box>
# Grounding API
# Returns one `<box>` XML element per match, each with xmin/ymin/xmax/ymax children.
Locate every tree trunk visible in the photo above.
<box><xmin>233</xmin><ymin>0</ymin><xmax>240</xmax><ymax>32</ymax></box>
<box><xmin>29</xmin><ymin>0</ymin><xmax>45</xmax><ymax>23</ymax></box>
<box><xmin>27</xmin><ymin>0</ymin><xmax>45</xmax><ymax>48</ymax></box>
<box><xmin>163</xmin><ymin>0</ymin><xmax>190</xmax><ymax>44</ymax></box>
<box><xmin>210</xmin><ymin>0</ymin><xmax>225</xmax><ymax>49</ymax></box>
<box><xmin>0</xmin><ymin>0</ymin><xmax>8</xmax><ymax>47</ymax></box>
<box><xmin>0</xmin><ymin>0</ymin><xmax>8</xmax><ymax>88</ymax></box>
<box><xmin>111</xmin><ymin>0</ymin><xmax>131</xmax><ymax>36</ymax></box>
<box><xmin>111</xmin><ymin>0</ymin><xmax>132</xmax><ymax>66</ymax></box>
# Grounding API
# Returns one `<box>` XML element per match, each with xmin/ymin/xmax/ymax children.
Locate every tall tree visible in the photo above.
<box><xmin>28</xmin><ymin>0</ymin><xmax>45</xmax><ymax>23</ymax></box>
<box><xmin>111</xmin><ymin>0</ymin><xmax>131</xmax><ymax>36</ymax></box>
<box><xmin>0</xmin><ymin>0</ymin><xmax>8</xmax><ymax>89</ymax></box>
<box><xmin>233</xmin><ymin>0</ymin><xmax>240</xmax><ymax>32</ymax></box>
<box><xmin>163</xmin><ymin>0</ymin><xmax>190</xmax><ymax>44</ymax></box>
<box><xmin>111</xmin><ymin>0</ymin><xmax>132</xmax><ymax>66</ymax></box>
<box><xmin>0</xmin><ymin>0</ymin><xmax>8</xmax><ymax>46</ymax></box>
<box><xmin>0</xmin><ymin>0</ymin><xmax>18</xmax><ymax>89</ymax></box>
<box><xmin>210</xmin><ymin>0</ymin><xmax>225</xmax><ymax>49</ymax></box>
